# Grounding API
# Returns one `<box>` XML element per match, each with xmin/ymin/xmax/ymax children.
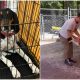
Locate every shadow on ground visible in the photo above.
<box><xmin>41</xmin><ymin>41</ymin><xmax>80</xmax><ymax>79</ymax></box>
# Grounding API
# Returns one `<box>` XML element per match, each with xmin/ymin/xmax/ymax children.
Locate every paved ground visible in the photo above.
<box><xmin>40</xmin><ymin>40</ymin><xmax>80</xmax><ymax>79</ymax></box>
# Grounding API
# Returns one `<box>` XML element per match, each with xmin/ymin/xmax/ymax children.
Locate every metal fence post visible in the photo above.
<box><xmin>40</xmin><ymin>14</ymin><xmax>42</xmax><ymax>40</ymax></box>
<box><xmin>68</xmin><ymin>7</ymin><xmax>70</xmax><ymax>19</ymax></box>
<box><xmin>42</xmin><ymin>14</ymin><xmax>45</xmax><ymax>40</ymax></box>
<box><xmin>70</xmin><ymin>8</ymin><xmax>71</xmax><ymax>19</ymax></box>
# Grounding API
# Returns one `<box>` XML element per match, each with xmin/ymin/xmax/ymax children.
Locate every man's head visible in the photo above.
<box><xmin>75</xmin><ymin>12</ymin><xmax>80</xmax><ymax>23</ymax></box>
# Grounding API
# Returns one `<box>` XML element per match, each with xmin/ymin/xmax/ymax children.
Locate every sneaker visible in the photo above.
<box><xmin>64</xmin><ymin>59</ymin><xmax>73</xmax><ymax>66</ymax></box>
<box><xmin>69</xmin><ymin>59</ymin><xmax>76</xmax><ymax>63</ymax></box>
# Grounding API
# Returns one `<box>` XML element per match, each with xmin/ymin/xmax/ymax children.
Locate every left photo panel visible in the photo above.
<box><xmin>0</xmin><ymin>1</ymin><xmax>40</xmax><ymax>79</ymax></box>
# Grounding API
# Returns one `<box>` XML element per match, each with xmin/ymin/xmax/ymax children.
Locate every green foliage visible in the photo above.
<box><xmin>41</xmin><ymin>1</ymin><xmax>80</xmax><ymax>9</ymax></box>
<box><xmin>41</xmin><ymin>1</ymin><xmax>64</xmax><ymax>9</ymax></box>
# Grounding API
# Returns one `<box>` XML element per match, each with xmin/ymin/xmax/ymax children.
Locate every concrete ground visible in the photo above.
<box><xmin>40</xmin><ymin>40</ymin><xmax>80</xmax><ymax>79</ymax></box>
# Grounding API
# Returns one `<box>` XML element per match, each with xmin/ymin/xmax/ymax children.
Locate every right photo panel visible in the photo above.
<box><xmin>40</xmin><ymin>1</ymin><xmax>80</xmax><ymax>79</ymax></box>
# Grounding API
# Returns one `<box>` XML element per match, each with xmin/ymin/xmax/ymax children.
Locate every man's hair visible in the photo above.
<box><xmin>77</xmin><ymin>11</ymin><xmax>80</xmax><ymax>17</ymax></box>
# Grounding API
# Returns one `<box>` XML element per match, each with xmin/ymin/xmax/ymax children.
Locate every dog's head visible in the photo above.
<box><xmin>0</xmin><ymin>8</ymin><xmax>19</xmax><ymax>34</ymax></box>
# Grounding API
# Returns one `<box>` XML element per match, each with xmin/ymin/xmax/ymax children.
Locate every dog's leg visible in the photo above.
<box><xmin>1</xmin><ymin>37</ymin><xmax>13</xmax><ymax>51</ymax></box>
<box><xmin>1</xmin><ymin>54</ymin><xmax>21</xmax><ymax>78</ymax></box>
<box><xmin>15</xmin><ymin>48</ymin><xmax>39</xmax><ymax>74</ymax></box>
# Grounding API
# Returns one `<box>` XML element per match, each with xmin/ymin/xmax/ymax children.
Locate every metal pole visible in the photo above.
<box><xmin>42</xmin><ymin>15</ymin><xmax>45</xmax><ymax>40</ymax></box>
<box><xmin>40</xmin><ymin>14</ymin><xmax>42</xmax><ymax>41</ymax></box>
<box><xmin>68</xmin><ymin>7</ymin><xmax>70</xmax><ymax>19</ymax></box>
<box><xmin>70</xmin><ymin>8</ymin><xmax>71</xmax><ymax>19</ymax></box>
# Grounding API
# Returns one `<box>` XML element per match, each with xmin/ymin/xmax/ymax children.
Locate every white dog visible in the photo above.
<box><xmin>0</xmin><ymin>8</ymin><xmax>39</xmax><ymax>78</ymax></box>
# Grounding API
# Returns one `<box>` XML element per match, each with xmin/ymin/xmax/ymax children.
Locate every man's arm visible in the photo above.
<box><xmin>67</xmin><ymin>28</ymin><xmax>80</xmax><ymax>43</ymax></box>
<box><xmin>74</xmin><ymin>28</ymin><xmax>80</xmax><ymax>37</ymax></box>
<box><xmin>67</xmin><ymin>30</ymin><xmax>77</xmax><ymax>39</ymax></box>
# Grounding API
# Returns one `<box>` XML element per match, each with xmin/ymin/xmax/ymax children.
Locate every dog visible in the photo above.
<box><xmin>0</xmin><ymin>8</ymin><xmax>39</xmax><ymax>78</ymax></box>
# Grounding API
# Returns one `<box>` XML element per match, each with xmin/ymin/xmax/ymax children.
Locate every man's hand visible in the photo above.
<box><xmin>74</xmin><ymin>37</ymin><xmax>80</xmax><ymax>44</ymax></box>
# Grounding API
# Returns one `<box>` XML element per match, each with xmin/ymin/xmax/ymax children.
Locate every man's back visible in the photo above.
<box><xmin>59</xmin><ymin>18</ymin><xmax>78</xmax><ymax>38</ymax></box>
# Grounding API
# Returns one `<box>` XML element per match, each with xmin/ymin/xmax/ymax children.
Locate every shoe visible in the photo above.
<box><xmin>69</xmin><ymin>58</ymin><xmax>76</xmax><ymax>63</ymax></box>
<box><xmin>64</xmin><ymin>59</ymin><xmax>73</xmax><ymax>66</ymax></box>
